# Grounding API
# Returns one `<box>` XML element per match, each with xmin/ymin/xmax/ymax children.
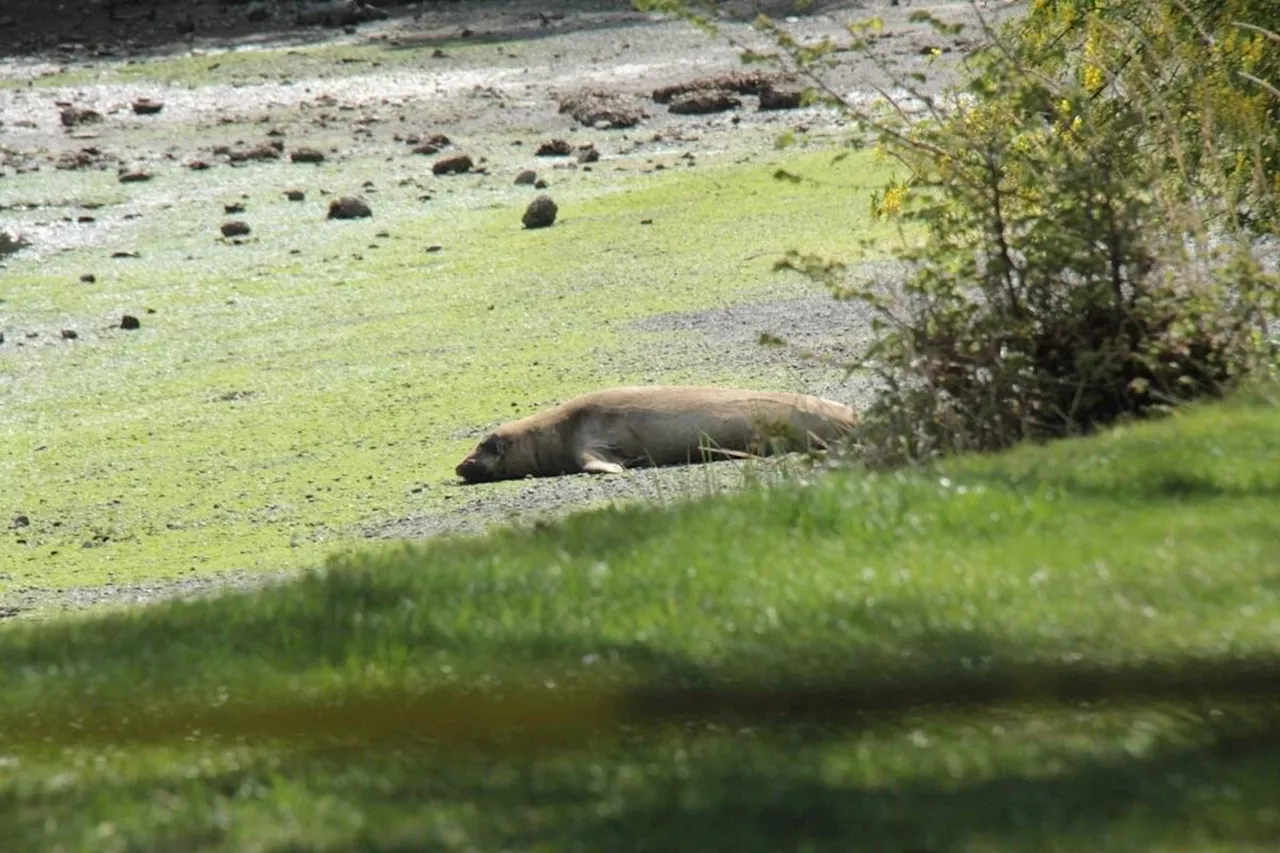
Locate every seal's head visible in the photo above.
<box><xmin>455</xmin><ymin>433</ymin><xmax>509</xmax><ymax>483</ymax></box>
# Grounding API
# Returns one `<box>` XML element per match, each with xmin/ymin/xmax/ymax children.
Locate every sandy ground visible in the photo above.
<box><xmin>0</xmin><ymin>0</ymin><xmax>1024</xmax><ymax>616</ymax></box>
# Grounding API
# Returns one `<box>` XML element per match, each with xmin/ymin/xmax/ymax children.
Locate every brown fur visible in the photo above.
<box><xmin>454</xmin><ymin>385</ymin><xmax>859</xmax><ymax>483</ymax></box>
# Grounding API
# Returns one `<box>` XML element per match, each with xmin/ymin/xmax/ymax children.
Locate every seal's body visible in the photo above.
<box><xmin>454</xmin><ymin>385</ymin><xmax>858</xmax><ymax>483</ymax></box>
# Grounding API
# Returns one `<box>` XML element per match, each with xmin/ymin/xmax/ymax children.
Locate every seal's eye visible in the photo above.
<box><xmin>480</xmin><ymin>434</ymin><xmax>505</xmax><ymax>458</ymax></box>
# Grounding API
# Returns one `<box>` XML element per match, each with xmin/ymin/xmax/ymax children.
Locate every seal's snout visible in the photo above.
<box><xmin>455</xmin><ymin>457</ymin><xmax>490</xmax><ymax>484</ymax></box>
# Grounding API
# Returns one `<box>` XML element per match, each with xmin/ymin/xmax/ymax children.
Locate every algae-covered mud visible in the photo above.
<box><xmin>0</xmin><ymin>0</ymin><xmax>1021</xmax><ymax>616</ymax></box>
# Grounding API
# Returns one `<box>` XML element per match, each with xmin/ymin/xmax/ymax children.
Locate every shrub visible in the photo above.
<box><xmin>751</xmin><ymin>2</ymin><xmax>1280</xmax><ymax>464</ymax></box>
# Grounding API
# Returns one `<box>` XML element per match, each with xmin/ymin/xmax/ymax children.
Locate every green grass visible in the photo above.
<box><xmin>0</xmin><ymin>388</ymin><xmax>1278</xmax><ymax>851</ymax></box>
<box><xmin>1</xmin><ymin>144</ymin><xmax>899</xmax><ymax>595</ymax></box>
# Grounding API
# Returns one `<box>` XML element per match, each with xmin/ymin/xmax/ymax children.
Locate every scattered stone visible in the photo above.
<box><xmin>268</xmin><ymin>139</ymin><xmax>285</xmax><ymax>152</ymax></box>
<box><xmin>59</xmin><ymin>106</ymin><xmax>102</xmax><ymax>128</ymax></box>
<box><xmin>534</xmin><ymin>178</ymin><xmax>548</xmax><ymax>189</ymax></box>
<box><xmin>131</xmin><ymin>98</ymin><xmax>164</xmax><ymax>115</ymax></box>
<box><xmin>759</xmin><ymin>86</ymin><xmax>804</xmax><ymax>111</ymax></box>
<box><xmin>187</xmin><ymin>159</ymin><xmax>212</xmax><ymax>170</ymax></box>
<box><xmin>77</xmin><ymin>216</ymin><xmax>95</xmax><ymax>223</ymax></box>
<box><xmin>668</xmin><ymin>90</ymin><xmax>741</xmax><ymax>115</ymax></box>
<box><xmin>80</xmin><ymin>273</ymin><xmax>95</xmax><ymax>283</ymax></box>
<box><xmin>111</xmin><ymin>251</ymin><xmax>140</xmax><ymax>258</ymax></box>
<box><xmin>557</xmin><ymin>90</ymin><xmax>643</xmax><ymax>129</ymax></box>
<box><xmin>117</xmin><ymin>169</ymin><xmax>153</xmax><ymax>183</ymax></box>
<box><xmin>327</xmin><ymin>196</ymin><xmax>372</xmax><ymax>219</ymax></box>
<box><xmin>577</xmin><ymin>146</ymin><xmax>600</xmax><ymax>164</ymax></box>
<box><xmin>297</xmin><ymin>0</ymin><xmax>388</xmax><ymax>27</ymax></box>
<box><xmin>426</xmin><ymin>245</ymin><xmax>443</xmax><ymax>253</ymax></box>
<box><xmin>56</xmin><ymin>147</ymin><xmax>114</xmax><ymax>171</ymax></box>
<box><xmin>0</xmin><ymin>231</ymin><xmax>29</xmax><ymax>255</ymax></box>
<box><xmin>120</xmin><ymin>314</ymin><xmax>141</xmax><ymax>330</ymax></box>
<box><xmin>228</xmin><ymin>143</ymin><xmax>281</xmax><ymax>163</ymax></box>
<box><xmin>284</xmin><ymin>188</ymin><xmax>306</xmax><ymax>201</ymax></box>
<box><xmin>432</xmin><ymin>154</ymin><xmax>473</xmax><ymax>175</ymax></box>
<box><xmin>224</xmin><ymin>202</ymin><xmax>246</xmax><ymax>214</ymax></box>
<box><xmin>221</xmin><ymin>220</ymin><xmax>251</xmax><ymax>237</ymax></box>
<box><xmin>431</xmin><ymin>48</ymin><xmax>446</xmax><ymax>59</ymax></box>
<box><xmin>407</xmin><ymin>132</ymin><xmax>451</xmax><ymax>155</ymax></box>
<box><xmin>60</xmin><ymin>329</ymin><xmax>78</xmax><ymax>340</ymax></box>
<box><xmin>536</xmin><ymin>139</ymin><xmax>573</xmax><ymax>157</ymax></box>
<box><xmin>514</xmin><ymin>169</ymin><xmax>538</xmax><ymax>186</ymax></box>
<box><xmin>246</xmin><ymin>3</ymin><xmax>272</xmax><ymax>22</ymax></box>
<box><xmin>290</xmin><ymin>147</ymin><xmax>326</xmax><ymax>164</ymax></box>
<box><xmin>522</xmin><ymin>195</ymin><xmax>558</xmax><ymax>229</ymax></box>
<box><xmin>653</xmin><ymin>71</ymin><xmax>783</xmax><ymax>104</ymax></box>
<box><xmin>11</xmin><ymin>514</ymin><xmax>29</xmax><ymax>529</ymax></box>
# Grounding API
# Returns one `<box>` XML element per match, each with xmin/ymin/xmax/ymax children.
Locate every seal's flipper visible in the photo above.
<box><xmin>579</xmin><ymin>451</ymin><xmax>626</xmax><ymax>475</ymax></box>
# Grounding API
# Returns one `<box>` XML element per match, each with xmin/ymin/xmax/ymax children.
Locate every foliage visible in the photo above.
<box><xmin>765</xmin><ymin>0</ymin><xmax>1280</xmax><ymax>463</ymax></box>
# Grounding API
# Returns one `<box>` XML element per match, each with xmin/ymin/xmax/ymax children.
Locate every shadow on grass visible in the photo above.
<box><xmin>242</xmin><ymin>714</ymin><xmax>1280</xmax><ymax>853</ymax></box>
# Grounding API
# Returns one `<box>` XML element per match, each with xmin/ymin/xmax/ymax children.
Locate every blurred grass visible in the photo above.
<box><xmin>0</xmin><ymin>386</ymin><xmax>1277</xmax><ymax>851</ymax></box>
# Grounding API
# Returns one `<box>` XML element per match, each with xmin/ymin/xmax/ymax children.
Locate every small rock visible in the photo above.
<box><xmin>522</xmin><ymin>195</ymin><xmax>558</xmax><ymax>229</ymax></box>
<box><xmin>120</xmin><ymin>315</ymin><xmax>141</xmax><ymax>330</ymax></box>
<box><xmin>60</xmin><ymin>329</ymin><xmax>78</xmax><ymax>340</ymax></box>
<box><xmin>290</xmin><ymin>147</ymin><xmax>326</xmax><ymax>164</ymax></box>
<box><xmin>577</xmin><ymin>146</ymin><xmax>600</xmax><ymax>164</ymax></box>
<box><xmin>80</xmin><ymin>273</ymin><xmax>96</xmax><ymax>283</ymax></box>
<box><xmin>758</xmin><ymin>86</ymin><xmax>804</xmax><ymax>111</ymax></box>
<box><xmin>297</xmin><ymin>0</ymin><xmax>387</xmax><ymax>27</ymax></box>
<box><xmin>60</xmin><ymin>107</ymin><xmax>102</xmax><ymax>128</ymax></box>
<box><xmin>187</xmin><ymin>159</ymin><xmax>212</xmax><ymax>170</ymax></box>
<box><xmin>327</xmin><ymin>196</ymin><xmax>372</xmax><ymax>219</ymax></box>
<box><xmin>668</xmin><ymin>89</ymin><xmax>741</xmax><ymax>115</ymax></box>
<box><xmin>536</xmin><ymin>139</ymin><xmax>572</xmax><ymax>157</ymax></box>
<box><xmin>118</xmin><ymin>169</ymin><xmax>153</xmax><ymax>183</ymax></box>
<box><xmin>224</xmin><ymin>202</ymin><xmax>246</xmax><ymax>214</ymax></box>
<box><xmin>0</xmin><ymin>231</ymin><xmax>29</xmax><ymax>255</ymax></box>
<box><xmin>228</xmin><ymin>143</ymin><xmax>281</xmax><ymax>163</ymax></box>
<box><xmin>10</xmin><ymin>514</ymin><xmax>29</xmax><ymax>529</ymax></box>
<box><xmin>514</xmin><ymin>170</ymin><xmax>538</xmax><ymax>186</ymax></box>
<box><xmin>131</xmin><ymin>98</ymin><xmax>164</xmax><ymax>115</ymax></box>
<box><xmin>426</xmin><ymin>245</ymin><xmax>443</xmax><ymax>253</ymax></box>
<box><xmin>111</xmin><ymin>251</ymin><xmax>140</xmax><ymax>258</ymax></box>
<box><xmin>284</xmin><ymin>188</ymin><xmax>306</xmax><ymax>201</ymax></box>
<box><xmin>221</xmin><ymin>220</ymin><xmax>251</xmax><ymax>237</ymax></box>
<box><xmin>653</xmin><ymin>71</ymin><xmax>781</xmax><ymax>103</ymax></box>
<box><xmin>432</xmin><ymin>154</ymin><xmax>473</xmax><ymax>175</ymax></box>
<box><xmin>534</xmin><ymin>178</ymin><xmax>548</xmax><ymax>189</ymax></box>
<box><xmin>557</xmin><ymin>91</ymin><xmax>643</xmax><ymax>129</ymax></box>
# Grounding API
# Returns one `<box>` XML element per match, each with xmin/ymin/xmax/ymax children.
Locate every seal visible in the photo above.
<box><xmin>454</xmin><ymin>385</ymin><xmax>858</xmax><ymax>483</ymax></box>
